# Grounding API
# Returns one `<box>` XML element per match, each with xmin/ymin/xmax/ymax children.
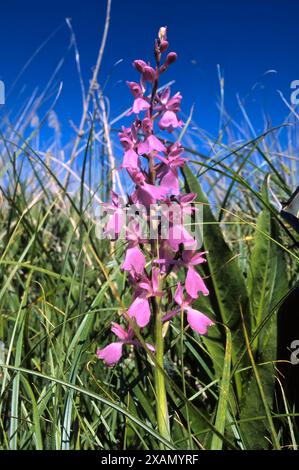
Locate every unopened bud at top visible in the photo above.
<box><xmin>158</xmin><ymin>26</ymin><xmax>168</xmax><ymax>52</ymax></box>
<box><xmin>158</xmin><ymin>26</ymin><xmax>167</xmax><ymax>42</ymax></box>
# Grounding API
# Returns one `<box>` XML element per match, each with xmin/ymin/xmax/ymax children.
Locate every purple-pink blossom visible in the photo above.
<box><xmin>97</xmin><ymin>27</ymin><xmax>214</xmax><ymax>367</ymax></box>
<box><xmin>97</xmin><ymin>322</ymin><xmax>154</xmax><ymax>366</ymax></box>
<box><xmin>163</xmin><ymin>283</ymin><xmax>214</xmax><ymax>335</ymax></box>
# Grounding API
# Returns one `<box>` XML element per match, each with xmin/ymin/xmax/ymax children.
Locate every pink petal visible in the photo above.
<box><xmin>138</xmin><ymin>135</ymin><xmax>165</xmax><ymax>155</ymax></box>
<box><xmin>186</xmin><ymin>307</ymin><xmax>214</xmax><ymax>335</ymax></box>
<box><xmin>122</xmin><ymin>246</ymin><xmax>146</xmax><ymax>275</ymax></box>
<box><xmin>147</xmin><ymin>135</ymin><xmax>166</xmax><ymax>152</ymax></box>
<box><xmin>132</xmin><ymin>97</ymin><xmax>150</xmax><ymax>114</ymax></box>
<box><xmin>128</xmin><ymin>297</ymin><xmax>151</xmax><ymax>327</ymax></box>
<box><xmin>180</xmin><ymin>193</ymin><xmax>197</xmax><ymax>204</ymax></box>
<box><xmin>174</xmin><ymin>282</ymin><xmax>184</xmax><ymax>306</ymax></box>
<box><xmin>159</xmin><ymin>110</ymin><xmax>181</xmax><ymax>131</ymax></box>
<box><xmin>160</xmin><ymin>168</ymin><xmax>180</xmax><ymax>195</ymax></box>
<box><xmin>190</xmin><ymin>252</ymin><xmax>207</xmax><ymax>265</ymax></box>
<box><xmin>111</xmin><ymin>322</ymin><xmax>129</xmax><ymax>340</ymax></box>
<box><xmin>135</xmin><ymin>183</ymin><xmax>168</xmax><ymax>205</ymax></box>
<box><xmin>127</xmin><ymin>168</ymin><xmax>146</xmax><ymax>185</ymax></box>
<box><xmin>151</xmin><ymin>267</ymin><xmax>160</xmax><ymax>293</ymax></box>
<box><xmin>138</xmin><ymin>140</ymin><xmax>149</xmax><ymax>155</ymax></box>
<box><xmin>160</xmin><ymin>87</ymin><xmax>171</xmax><ymax>105</ymax></box>
<box><xmin>122</xmin><ymin>149</ymin><xmax>139</xmax><ymax>169</ymax></box>
<box><xmin>167</xmin><ymin>92</ymin><xmax>182</xmax><ymax>112</ymax></box>
<box><xmin>145</xmin><ymin>343</ymin><xmax>156</xmax><ymax>353</ymax></box>
<box><xmin>127</xmin><ymin>81</ymin><xmax>142</xmax><ymax>98</ymax></box>
<box><xmin>186</xmin><ymin>266</ymin><xmax>209</xmax><ymax>299</ymax></box>
<box><xmin>138</xmin><ymin>280</ymin><xmax>151</xmax><ymax>292</ymax></box>
<box><xmin>182</xmin><ymin>250</ymin><xmax>207</xmax><ymax>266</ymax></box>
<box><xmin>168</xmin><ymin>225</ymin><xmax>197</xmax><ymax>252</ymax></box>
<box><xmin>97</xmin><ymin>342</ymin><xmax>123</xmax><ymax>366</ymax></box>
<box><xmin>144</xmin><ymin>182</ymin><xmax>168</xmax><ymax>199</ymax></box>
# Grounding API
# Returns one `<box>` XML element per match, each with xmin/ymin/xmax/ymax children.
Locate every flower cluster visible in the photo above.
<box><xmin>97</xmin><ymin>27</ymin><xmax>214</xmax><ymax>366</ymax></box>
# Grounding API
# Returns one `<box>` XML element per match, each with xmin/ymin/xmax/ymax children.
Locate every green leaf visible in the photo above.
<box><xmin>211</xmin><ymin>327</ymin><xmax>232</xmax><ymax>450</ymax></box>
<box><xmin>21</xmin><ymin>376</ymin><xmax>43</xmax><ymax>450</ymax></box>
<box><xmin>182</xmin><ymin>165</ymin><xmax>250</xmax><ymax>383</ymax></box>
<box><xmin>239</xmin><ymin>182</ymin><xmax>288</xmax><ymax>449</ymax></box>
<box><xmin>247</xmin><ymin>185</ymin><xmax>288</xmax><ymax>344</ymax></box>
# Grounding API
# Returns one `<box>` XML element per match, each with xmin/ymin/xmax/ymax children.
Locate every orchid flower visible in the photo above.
<box><xmin>121</xmin><ymin>222</ymin><xmax>147</xmax><ymax>276</ymax></box>
<box><xmin>104</xmin><ymin>191</ymin><xmax>126</xmax><ymax>239</ymax></box>
<box><xmin>156</xmin><ymin>143</ymin><xmax>187</xmax><ymax>194</ymax></box>
<box><xmin>163</xmin><ymin>283</ymin><xmax>214</xmax><ymax>335</ymax></box>
<box><xmin>119</xmin><ymin>124</ymin><xmax>139</xmax><ymax>170</ymax></box>
<box><xmin>182</xmin><ymin>250</ymin><xmax>209</xmax><ymax>298</ymax></box>
<box><xmin>127</xmin><ymin>81</ymin><xmax>150</xmax><ymax>114</ymax></box>
<box><xmin>156</xmin><ymin>88</ymin><xmax>184</xmax><ymax>132</ymax></box>
<box><xmin>97</xmin><ymin>322</ymin><xmax>154</xmax><ymax>366</ymax></box>
<box><xmin>138</xmin><ymin>117</ymin><xmax>166</xmax><ymax>155</ymax></box>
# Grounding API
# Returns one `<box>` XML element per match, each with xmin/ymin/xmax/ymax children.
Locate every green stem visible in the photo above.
<box><xmin>150</xmin><ymin>53</ymin><xmax>170</xmax><ymax>447</ymax></box>
<box><xmin>180</xmin><ymin>310</ymin><xmax>193</xmax><ymax>449</ymax></box>
<box><xmin>154</xmin><ymin>308</ymin><xmax>171</xmax><ymax>448</ymax></box>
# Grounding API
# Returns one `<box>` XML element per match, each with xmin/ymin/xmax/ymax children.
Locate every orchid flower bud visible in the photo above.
<box><xmin>133</xmin><ymin>59</ymin><xmax>147</xmax><ymax>72</ymax></box>
<box><xmin>160</xmin><ymin>40</ymin><xmax>169</xmax><ymax>53</ymax></box>
<box><xmin>143</xmin><ymin>65</ymin><xmax>156</xmax><ymax>82</ymax></box>
<box><xmin>159</xmin><ymin>63</ymin><xmax>168</xmax><ymax>74</ymax></box>
<box><xmin>166</xmin><ymin>52</ymin><xmax>177</xmax><ymax>65</ymax></box>
<box><xmin>158</xmin><ymin>26</ymin><xmax>167</xmax><ymax>42</ymax></box>
<box><xmin>160</xmin><ymin>41</ymin><xmax>168</xmax><ymax>53</ymax></box>
<box><xmin>158</xmin><ymin>26</ymin><xmax>168</xmax><ymax>53</ymax></box>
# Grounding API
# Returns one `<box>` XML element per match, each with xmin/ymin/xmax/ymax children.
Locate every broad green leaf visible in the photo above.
<box><xmin>183</xmin><ymin>165</ymin><xmax>250</xmax><ymax>384</ymax></box>
<box><xmin>239</xmin><ymin>183</ymin><xmax>288</xmax><ymax>449</ymax></box>
<box><xmin>211</xmin><ymin>327</ymin><xmax>232</xmax><ymax>450</ymax></box>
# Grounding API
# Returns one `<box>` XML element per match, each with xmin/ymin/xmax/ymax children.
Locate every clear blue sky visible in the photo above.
<box><xmin>0</xmin><ymin>0</ymin><xmax>298</xmax><ymax>144</ymax></box>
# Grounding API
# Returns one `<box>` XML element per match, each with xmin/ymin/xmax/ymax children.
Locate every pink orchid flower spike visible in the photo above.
<box><xmin>98</xmin><ymin>27</ymin><xmax>214</xmax><ymax>370</ymax></box>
